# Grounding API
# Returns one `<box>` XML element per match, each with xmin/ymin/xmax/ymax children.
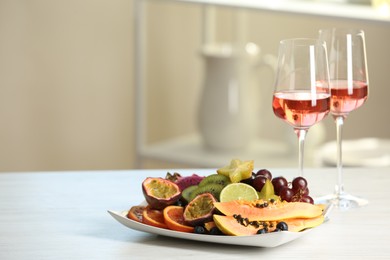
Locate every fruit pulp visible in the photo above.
<box><xmin>142</xmin><ymin>177</ymin><xmax>181</xmax><ymax>209</ymax></box>
<box><xmin>272</xmin><ymin>90</ymin><xmax>330</xmax><ymax>129</ymax></box>
<box><xmin>127</xmin><ymin>205</ymin><xmax>145</xmax><ymax>222</ymax></box>
<box><xmin>142</xmin><ymin>207</ymin><xmax>168</xmax><ymax>229</ymax></box>
<box><xmin>329</xmin><ymin>80</ymin><xmax>368</xmax><ymax>116</ymax></box>
<box><xmin>219</xmin><ymin>183</ymin><xmax>259</xmax><ymax>203</ymax></box>
<box><xmin>183</xmin><ymin>193</ymin><xmax>216</xmax><ymax>226</ymax></box>
<box><xmin>163</xmin><ymin>206</ymin><xmax>194</xmax><ymax>233</ymax></box>
<box><xmin>146</xmin><ymin>179</ymin><xmax>178</xmax><ymax>198</ymax></box>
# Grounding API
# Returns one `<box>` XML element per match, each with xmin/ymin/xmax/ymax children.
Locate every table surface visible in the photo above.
<box><xmin>1</xmin><ymin>167</ymin><xmax>389</xmax><ymax>259</ymax></box>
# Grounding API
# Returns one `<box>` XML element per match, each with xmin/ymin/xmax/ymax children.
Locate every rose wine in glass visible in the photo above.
<box><xmin>330</xmin><ymin>80</ymin><xmax>368</xmax><ymax>116</ymax></box>
<box><xmin>317</xmin><ymin>28</ymin><xmax>369</xmax><ymax>209</ymax></box>
<box><xmin>272</xmin><ymin>39</ymin><xmax>330</xmax><ymax>177</ymax></box>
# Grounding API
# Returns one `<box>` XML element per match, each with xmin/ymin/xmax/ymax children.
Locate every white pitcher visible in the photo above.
<box><xmin>198</xmin><ymin>42</ymin><xmax>276</xmax><ymax>151</ymax></box>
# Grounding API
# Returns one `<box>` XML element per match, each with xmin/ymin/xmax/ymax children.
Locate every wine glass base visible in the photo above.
<box><xmin>315</xmin><ymin>192</ymin><xmax>368</xmax><ymax>210</ymax></box>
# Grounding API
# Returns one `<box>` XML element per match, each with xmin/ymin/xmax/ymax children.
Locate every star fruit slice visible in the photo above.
<box><xmin>217</xmin><ymin>159</ymin><xmax>254</xmax><ymax>183</ymax></box>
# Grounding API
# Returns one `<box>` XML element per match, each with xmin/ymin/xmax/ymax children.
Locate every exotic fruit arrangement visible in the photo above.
<box><xmin>127</xmin><ymin>159</ymin><xmax>325</xmax><ymax>236</ymax></box>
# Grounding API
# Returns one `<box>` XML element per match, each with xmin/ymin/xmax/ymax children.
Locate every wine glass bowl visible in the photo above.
<box><xmin>329</xmin><ymin>80</ymin><xmax>368</xmax><ymax>118</ymax></box>
<box><xmin>317</xmin><ymin>28</ymin><xmax>369</xmax><ymax>209</ymax></box>
<box><xmin>272</xmin><ymin>38</ymin><xmax>331</xmax><ymax>177</ymax></box>
<box><xmin>273</xmin><ymin>90</ymin><xmax>330</xmax><ymax>130</ymax></box>
<box><xmin>322</xmin><ymin>28</ymin><xmax>369</xmax><ymax>119</ymax></box>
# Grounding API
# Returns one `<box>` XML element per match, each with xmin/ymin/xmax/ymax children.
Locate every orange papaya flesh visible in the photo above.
<box><xmin>213</xmin><ymin>214</ymin><xmax>325</xmax><ymax>236</ymax></box>
<box><xmin>282</xmin><ymin>215</ymin><xmax>325</xmax><ymax>232</ymax></box>
<box><xmin>204</xmin><ymin>221</ymin><xmax>217</xmax><ymax>232</ymax></box>
<box><xmin>213</xmin><ymin>215</ymin><xmax>258</xmax><ymax>236</ymax></box>
<box><xmin>213</xmin><ymin>200</ymin><xmax>323</xmax><ymax>221</ymax></box>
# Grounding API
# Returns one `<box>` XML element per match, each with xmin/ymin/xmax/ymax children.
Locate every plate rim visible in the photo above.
<box><xmin>107</xmin><ymin>209</ymin><xmax>313</xmax><ymax>248</ymax></box>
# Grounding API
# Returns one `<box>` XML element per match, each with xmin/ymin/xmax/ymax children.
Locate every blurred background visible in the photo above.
<box><xmin>0</xmin><ymin>0</ymin><xmax>389</xmax><ymax>172</ymax></box>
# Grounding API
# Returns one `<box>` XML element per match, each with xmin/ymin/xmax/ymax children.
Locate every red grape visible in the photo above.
<box><xmin>292</xmin><ymin>186</ymin><xmax>309</xmax><ymax>196</ymax></box>
<box><xmin>300</xmin><ymin>195</ymin><xmax>314</xmax><ymax>204</ymax></box>
<box><xmin>279</xmin><ymin>187</ymin><xmax>294</xmax><ymax>202</ymax></box>
<box><xmin>272</xmin><ymin>176</ymin><xmax>288</xmax><ymax>195</ymax></box>
<box><xmin>292</xmin><ymin>177</ymin><xmax>307</xmax><ymax>191</ymax></box>
<box><xmin>291</xmin><ymin>188</ymin><xmax>310</xmax><ymax>202</ymax></box>
<box><xmin>301</xmin><ymin>187</ymin><xmax>309</xmax><ymax>196</ymax></box>
<box><xmin>255</xmin><ymin>169</ymin><xmax>272</xmax><ymax>180</ymax></box>
<box><xmin>241</xmin><ymin>174</ymin><xmax>254</xmax><ymax>186</ymax></box>
<box><xmin>252</xmin><ymin>176</ymin><xmax>267</xmax><ymax>192</ymax></box>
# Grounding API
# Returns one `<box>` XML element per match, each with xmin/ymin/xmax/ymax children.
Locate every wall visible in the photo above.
<box><xmin>0</xmin><ymin>1</ymin><xmax>388</xmax><ymax>171</ymax></box>
<box><xmin>0</xmin><ymin>0</ymin><xmax>134</xmax><ymax>171</ymax></box>
<box><xmin>144</xmin><ymin>1</ymin><xmax>390</xmax><ymax>168</ymax></box>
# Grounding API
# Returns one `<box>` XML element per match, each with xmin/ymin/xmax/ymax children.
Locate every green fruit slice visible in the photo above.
<box><xmin>181</xmin><ymin>185</ymin><xmax>198</xmax><ymax>203</ymax></box>
<box><xmin>219</xmin><ymin>183</ymin><xmax>259</xmax><ymax>202</ymax></box>
<box><xmin>257</xmin><ymin>179</ymin><xmax>280</xmax><ymax>201</ymax></box>
<box><xmin>198</xmin><ymin>174</ymin><xmax>231</xmax><ymax>187</ymax></box>
<box><xmin>217</xmin><ymin>159</ymin><xmax>254</xmax><ymax>183</ymax></box>
<box><xmin>189</xmin><ymin>183</ymin><xmax>224</xmax><ymax>202</ymax></box>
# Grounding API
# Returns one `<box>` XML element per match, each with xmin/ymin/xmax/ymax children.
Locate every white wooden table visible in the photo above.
<box><xmin>1</xmin><ymin>168</ymin><xmax>389</xmax><ymax>259</ymax></box>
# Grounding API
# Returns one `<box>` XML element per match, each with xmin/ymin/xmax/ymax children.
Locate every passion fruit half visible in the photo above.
<box><xmin>142</xmin><ymin>177</ymin><xmax>181</xmax><ymax>210</ymax></box>
<box><xmin>183</xmin><ymin>192</ymin><xmax>217</xmax><ymax>226</ymax></box>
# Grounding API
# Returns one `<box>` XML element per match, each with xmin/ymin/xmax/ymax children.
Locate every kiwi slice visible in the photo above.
<box><xmin>181</xmin><ymin>185</ymin><xmax>198</xmax><ymax>203</ymax></box>
<box><xmin>198</xmin><ymin>174</ymin><xmax>231</xmax><ymax>187</ymax></box>
<box><xmin>189</xmin><ymin>183</ymin><xmax>225</xmax><ymax>202</ymax></box>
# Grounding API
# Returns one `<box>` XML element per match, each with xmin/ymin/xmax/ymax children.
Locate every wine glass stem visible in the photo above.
<box><xmin>296</xmin><ymin>129</ymin><xmax>307</xmax><ymax>177</ymax></box>
<box><xmin>335</xmin><ymin>116</ymin><xmax>345</xmax><ymax>197</ymax></box>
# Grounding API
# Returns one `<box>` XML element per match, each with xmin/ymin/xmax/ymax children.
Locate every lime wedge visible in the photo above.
<box><xmin>219</xmin><ymin>183</ymin><xmax>259</xmax><ymax>202</ymax></box>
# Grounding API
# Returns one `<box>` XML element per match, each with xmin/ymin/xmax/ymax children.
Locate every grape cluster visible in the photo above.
<box><xmin>241</xmin><ymin>169</ymin><xmax>314</xmax><ymax>204</ymax></box>
<box><xmin>272</xmin><ymin>176</ymin><xmax>314</xmax><ymax>204</ymax></box>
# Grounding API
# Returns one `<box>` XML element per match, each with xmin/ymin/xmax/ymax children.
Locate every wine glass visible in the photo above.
<box><xmin>272</xmin><ymin>38</ymin><xmax>331</xmax><ymax>177</ymax></box>
<box><xmin>317</xmin><ymin>28</ymin><xmax>369</xmax><ymax>209</ymax></box>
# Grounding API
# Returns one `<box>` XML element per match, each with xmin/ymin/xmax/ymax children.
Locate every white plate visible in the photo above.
<box><xmin>316</xmin><ymin>138</ymin><xmax>390</xmax><ymax>167</ymax></box>
<box><xmin>107</xmin><ymin>209</ymin><xmax>313</xmax><ymax>248</ymax></box>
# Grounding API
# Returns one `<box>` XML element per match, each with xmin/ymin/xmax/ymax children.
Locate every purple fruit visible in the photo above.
<box><xmin>241</xmin><ymin>174</ymin><xmax>254</xmax><ymax>186</ymax></box>
<box><xmin>300</xmin><ymin>195</ymin><xmax>314</xmax><ymax>204</ymax></box>
<box><xmin>255</xmin><ymin>169</ymin><xmax>272</xmax><ymax>180</ymax></box>
<box><xmin>279</xmin><ymin>187</ymin><xmax>294</xmax><ymax>202</ymax></box>
<box><xmin>272</xmin><ymin>176</ymin><xmax>288</xmax><ymax>195</ymax></box>
<box><xmin>175</xmin><ymin>174</ymin><xmax>205</xmax><ymax>191</ymax></box>
<box><xmin>252</xmin><ymin>176</ymin><xmax>267</xmax><ymax>192</ymax></box>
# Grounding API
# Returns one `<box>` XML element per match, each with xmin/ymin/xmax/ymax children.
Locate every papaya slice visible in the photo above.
<box><xmin>213</xmin><ymin>200</ymin><xmax>323</xmax><ymax>221</ymax></box>
<box><xmin>213</xmin><ymin>214</ymin><xmax>325</xmax><ymax>236</ymax></box>
<box><xmin>213</xmin><ymin>215</ymin><xmax>259</xmax><ymax>236</ymax></box>
<box><xmin>281</xmin><ymin>215</ymin><xmax>325</xmax><ymax>232</ymax></box>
